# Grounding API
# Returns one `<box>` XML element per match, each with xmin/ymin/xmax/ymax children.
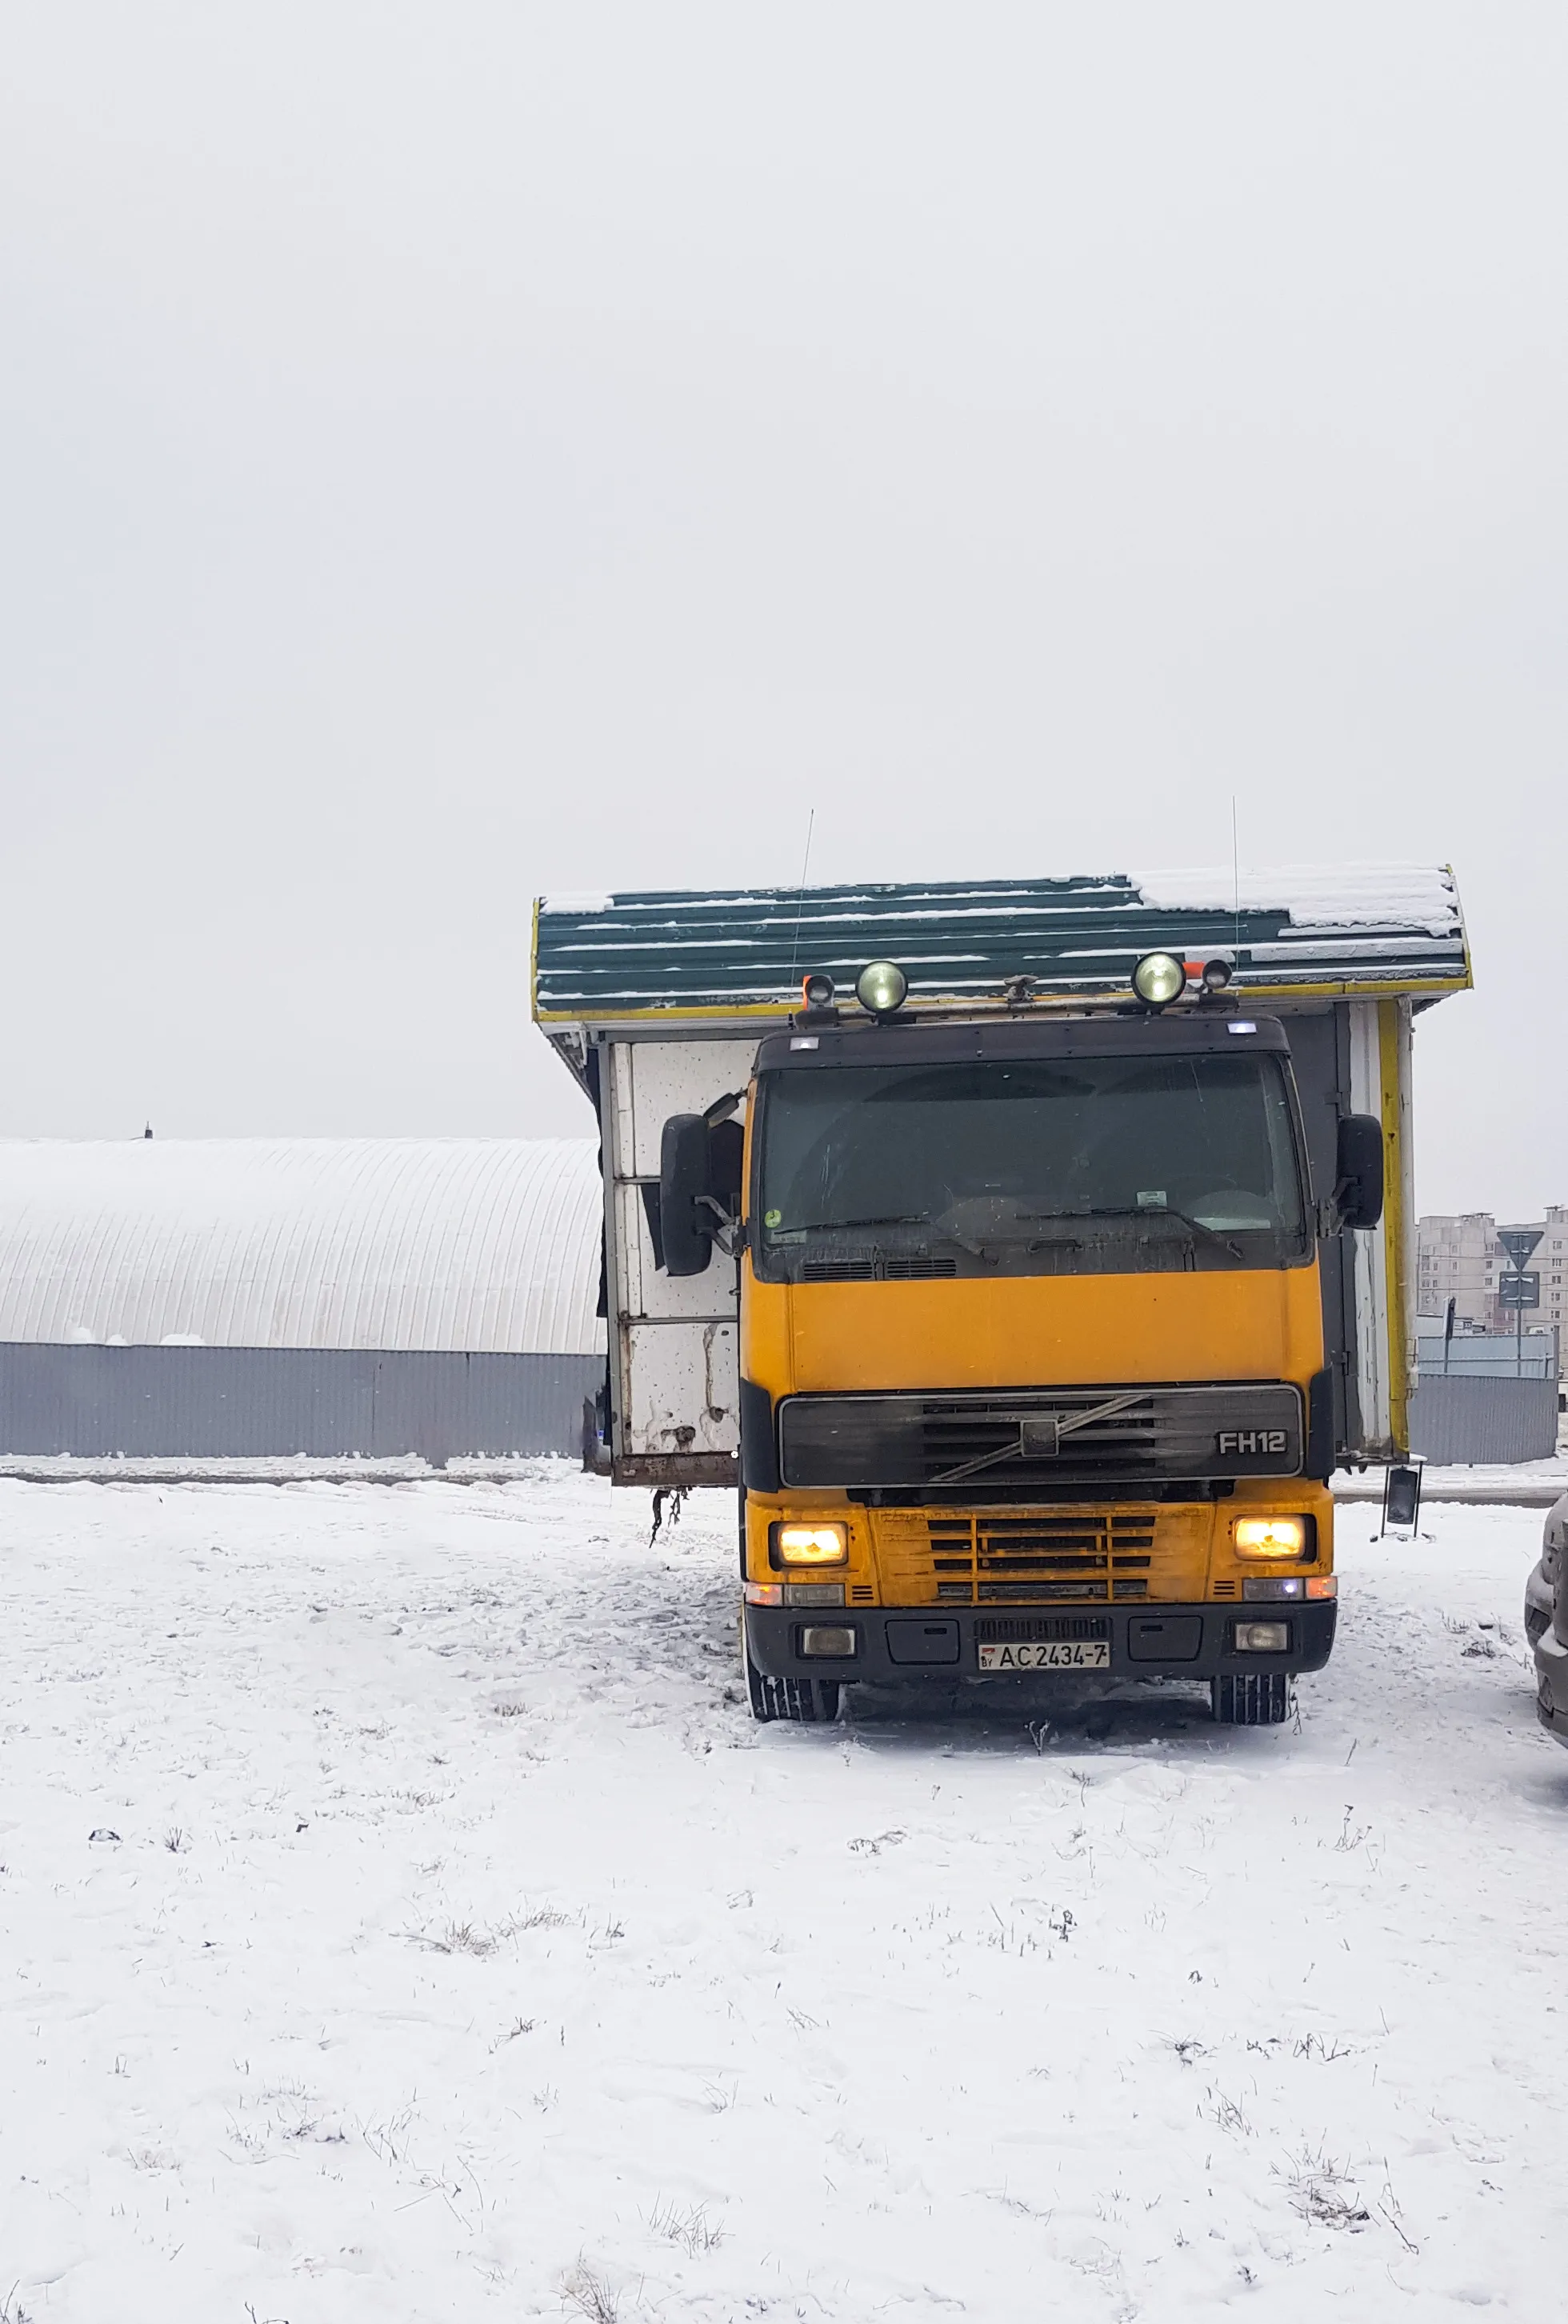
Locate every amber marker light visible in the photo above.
<box><xmin>1234</xmin><ymin>1516</ymin><xmax>1310</xmax><ymax>1559</ymax></box>
<box><xmin>773</xmin><ymin>1522</ymin><xmax>849</xmax><ymax>1566</ymax></box>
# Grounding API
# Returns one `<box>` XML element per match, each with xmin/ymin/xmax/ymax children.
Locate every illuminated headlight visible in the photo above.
<box><xmin>1234</xmin><ymin>1516</ymin><xmax>1310</xmax><ymax>1559</ymax></box>
<box><xmin>1132</xmin><ymin>951</ymin><xmax>1186</xmax><ymax>1007</ymax></box>
<box><xmin>855</xmin><ymin>960</ymin><xmax>908</xmax><ymax>1015</ymax></box>
<box><xmin>773</xmin><ymin>1522</ymin><xmax>849</xmax><ymax>1567</ymax></box>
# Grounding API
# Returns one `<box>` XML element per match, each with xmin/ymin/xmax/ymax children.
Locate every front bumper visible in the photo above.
<box><xmin>1534</xmin><ymin>1625</ymin><xmax>1568</xmax><ymax>1746</ymax></box>
<box><xmin>743</xmin><ymin>1599</ymin><xmax>1336</xmax><ymax>1686</ymax></box>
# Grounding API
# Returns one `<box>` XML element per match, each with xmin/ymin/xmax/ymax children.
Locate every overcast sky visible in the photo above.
<box><xmin>2</xmin><ymin>4</ymin><xmax>1563</xmax><ymax>1215</ymax></box>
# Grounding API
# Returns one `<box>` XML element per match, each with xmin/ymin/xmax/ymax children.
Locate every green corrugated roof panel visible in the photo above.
<box><xmin>532</xmin><ymin>866</ymin><xmax>1469</xmax><ymax>1022</ymax></box>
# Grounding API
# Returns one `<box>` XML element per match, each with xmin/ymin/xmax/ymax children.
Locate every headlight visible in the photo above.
<box><xmin>773</xmin><ymin>1522</ymin><xmax>849</xmax><ymax>1566</ymax></box>
<box><xmin>1234</xmin><ymin>1516</ymin><xmax>1310</xmax><ymax>1558</ymax></box>
<box><xmin>1132</xmin><ymin>951</ymin><xmax>1186</xmax><ymax>1007</ymax></box>
<box><xmin>855</xmin><ymin>960</ymin><xmax>908</xmax><ymax>1015</ymax></box>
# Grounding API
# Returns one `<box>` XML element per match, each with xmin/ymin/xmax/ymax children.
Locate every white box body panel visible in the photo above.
<box><xmin>601</xmin><ymin>1036</ymin><xmax>758</xmax><ymax>1482</ymax></box>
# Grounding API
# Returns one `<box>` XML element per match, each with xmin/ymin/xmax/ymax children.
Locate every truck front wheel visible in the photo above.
<box><xmin>742</xmin><ymin>1622</ymin><xmax>841</xmax><ymax>1723</ymax></box>
<box><xmin>1211</xmin><ymin>1672</ymin><xmax>1293</xmax><ymax>1726</ymax></box>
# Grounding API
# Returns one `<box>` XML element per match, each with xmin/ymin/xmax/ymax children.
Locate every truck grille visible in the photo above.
<box><xmin>974</xmin><ymin>1614</ymin><xmax>1113</xmax><ymax>1643</ymax></box>
<box><xmin>908</xmin><ymin>1512</ymin><xmax>1152</xmax><ymax>1603</ymax></box>
<box><xmin>778</xmin><ymin>1382</ymin><xmax>1302</xmax><ymax>1489</ymax></box>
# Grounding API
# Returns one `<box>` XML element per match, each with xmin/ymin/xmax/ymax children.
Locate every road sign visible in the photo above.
<box><xmin>1498</xmin><ymin>1226</ymin><xmax>1543</xmax><ymax>1270</ymax></box>
<box><xmin>1498</xmin><ymin>1272</ymin><xmax>1539</xmax><ymax>1309</ymax></box>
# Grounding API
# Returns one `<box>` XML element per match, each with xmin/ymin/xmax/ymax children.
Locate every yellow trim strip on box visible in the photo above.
<box><xmin>1378</xmin><ymin>997</ymin><xmax>1409</xmax><ymax>1455</ymax></box>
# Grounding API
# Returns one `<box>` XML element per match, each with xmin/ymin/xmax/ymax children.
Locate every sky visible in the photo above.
<box><xmin>2</xmin><ymin>3</ymin><xmax>1563</xmax><ymax>1217</ymax></box>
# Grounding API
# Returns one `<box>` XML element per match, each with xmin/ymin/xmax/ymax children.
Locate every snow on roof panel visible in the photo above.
<box><xmin>532</xmin><ymin>866</ymin><xmax>1469</xmax><ymax>1020</ymax></box>
<box><xmin>0</xmin><ymin>1139</ymin><xmax>605</xmax><ymax>1353</ymax></box>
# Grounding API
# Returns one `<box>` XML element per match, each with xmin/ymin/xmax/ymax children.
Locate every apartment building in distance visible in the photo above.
<box><xmin>1417</xmin><ymin>1206</ymin><xmax>1568</xmax><ymax>1342</ymax></box>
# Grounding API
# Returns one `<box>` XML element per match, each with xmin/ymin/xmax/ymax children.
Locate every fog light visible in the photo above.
<box><xmin>799</xmin><ymin>1625</ymin><xmax>857</xmax><ymax>1659</ymax></box>
<box><xmin>1234</xmin><ymin>1516</ymin><xmax>1310</xmax><ymax>1559</ymax></box>
<box><xmin>1242</xmin><ymin>1576</ymin><xmax>1304</xmax><ymax>1601</ymax></box>
<box><xmin>783</xmin><ymin>1582</ymin><xmax>845</xmax><ymax>1609</ymax></box>
<box><xmin>1132</xmin><ymin>951</ymin><xmax>1186</xmax><ymax>1007</ymax></box>
<box><xmin>774</xmin><ymin>1522</ymin><xmax>848</xmax><ymax>1566</ymax></box>
<box><xmin>855</xmin><ymin>960</ymin><xmax>909</xmax><ymax>1016</ymax></box>
<box><xmin>1234</xmin><ymin>1619</ymin><xmax>1290</xmax><ymax>1653</ymax></box>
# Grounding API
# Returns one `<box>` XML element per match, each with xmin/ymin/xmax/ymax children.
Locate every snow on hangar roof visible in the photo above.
<box><xmin>0</xmin><ymin>1139</ymin><xmax>604</xmax><ymax>1353</ymax></box>
<box><xmin>532</xmin><ymin>865</ymin><xmax>1468</xmax><ymax>1022</ymax></box>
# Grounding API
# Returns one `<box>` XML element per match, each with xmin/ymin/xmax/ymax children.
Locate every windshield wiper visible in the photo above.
<box><xmin>1072</xmin><ymin>1206</ymin><xmax>1246</xmax><ymax>1262</ymax></box>
<box><xmin>769</xmin><ymin>1213</ymin><xmax>930</xmax><ymax>1235</ymax></box>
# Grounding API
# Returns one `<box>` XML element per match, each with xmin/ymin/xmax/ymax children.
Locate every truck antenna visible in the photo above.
<box><xmin>786</xmin><ymin>806</ymin><xmax>817</xmax><ymax>988</ymax></box>
<box><xmin>1230</xmin><ymin>794</ymin><xmax>1241</xmax><ymax>954</ymax></box>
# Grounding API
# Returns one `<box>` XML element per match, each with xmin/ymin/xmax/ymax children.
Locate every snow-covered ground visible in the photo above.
<box><xmin>2</xmin><ymin>1472</ymin><xmax>1564</xmax><ymax>2322</ymax></box>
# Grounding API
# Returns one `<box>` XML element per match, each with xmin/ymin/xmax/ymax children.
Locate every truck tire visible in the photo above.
<box><xmin>749</xmin><ymin>1672</ymin><xmax>841</xmax><ymax>1723</ymax></box>
<box><xmin>742</xmin><ymin>1623</ymin><xmax>840</xmax><ymax>1723</ymax></box>
<box><xmin>1211</xmin><ymin>1672</ymin><xmax>1292</xmax><ymax>1726</ymax></box>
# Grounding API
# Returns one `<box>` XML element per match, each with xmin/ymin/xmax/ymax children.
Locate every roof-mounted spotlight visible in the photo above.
<box><xmin>1200</xmin><ymin>952</ymin><xmax>1234</xmax><ymax>992</ymax></box>
<box><xmin>855</xmin><ymin>960</ymin><xmax>909</xmax><ymax>1018</ymax></box>
<box><xmin>1132</xmin><ymin>951</ymin><xmax>1186</xmax><ymax>1010</ymax></box>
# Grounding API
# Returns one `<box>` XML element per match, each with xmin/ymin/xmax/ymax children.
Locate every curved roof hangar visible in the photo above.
<box><xmin>0</xmin><ymin>1139</ymin><xmax>603</xmax><ymax>1354</ymax></box>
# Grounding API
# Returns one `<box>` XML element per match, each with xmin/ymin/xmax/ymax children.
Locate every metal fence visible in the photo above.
<box><xmin>1407</xmin><ymin>1374</ymin><xmax>1561</xmax><ymax>1467</ymax></box>
<box><xmin>0</xmin><ymin>1344</ymin><xmax>604</xmax><ymax>1462</ymax></box>
<box><xmin>1414</xmin><ymin>1330</ymin><xmax>1557</xmax><ymax>1380</ymax></box>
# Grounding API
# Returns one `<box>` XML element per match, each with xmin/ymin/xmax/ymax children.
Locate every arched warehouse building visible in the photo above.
<box><xmin>0</xmin><ymin>1139</ymin><xmax>604</xmax><ymax>1462</ymax></box>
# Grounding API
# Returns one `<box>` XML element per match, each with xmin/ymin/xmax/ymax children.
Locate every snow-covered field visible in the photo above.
<box><xmin>2</xmin><ymin>1473</ymin><xmax>1564</xmax><ymax>2322</ymax></box>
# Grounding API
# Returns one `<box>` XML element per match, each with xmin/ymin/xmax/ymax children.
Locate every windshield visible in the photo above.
<box><xmin>754</xmin><ymin>1053</ymin><xmax>1310</xmax><ymax>1282</ymax></box>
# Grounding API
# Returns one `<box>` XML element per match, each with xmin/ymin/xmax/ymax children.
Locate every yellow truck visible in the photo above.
<box><xmin>533</xmin><ymin>867</ymin><xmax>1470</xmax><ymax>1726</ymax></box>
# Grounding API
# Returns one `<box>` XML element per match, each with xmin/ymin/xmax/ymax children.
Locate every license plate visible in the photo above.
<box><xmin>977</xmin><ymin>1640</ymin><xmax>1111</xmax><ymax>1671</ymax></box>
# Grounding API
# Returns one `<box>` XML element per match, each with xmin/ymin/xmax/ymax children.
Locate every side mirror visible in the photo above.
<box><xmin>659</xmin><ymin>1114</ymin><xmax>714</xmax><ymax>1276</ymax></box>
<box><xmin>1335</xmin><ymin>1114</ymin><xmax>1385</xmax><ymax>1231</ymax></box>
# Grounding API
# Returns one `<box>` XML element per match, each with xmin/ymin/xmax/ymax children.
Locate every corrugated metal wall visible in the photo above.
<box><xmin>1407</xmin><ymin>1376</ymin><xmax>1560</xmax><ymax>1466</ymax></box>
<box><xmin>0</xmin><ymin>1344</ymin><xmax>603</xmax><ymax>1460</ymax></box>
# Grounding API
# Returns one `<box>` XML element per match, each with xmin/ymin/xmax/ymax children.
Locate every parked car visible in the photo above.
<box><xmin>1533</xmin><ymin>1490</ymin><xmax>1568</xmax><ymax>1747</ymax></box>
<box><xmin>1525</xmin><ymin>1492</ymin><xmax>1566</xmax><ymax>1647</ymax></box>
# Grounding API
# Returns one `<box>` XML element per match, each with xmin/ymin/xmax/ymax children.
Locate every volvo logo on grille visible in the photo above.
<box><xmin>1018</xmin><ymin>1416</ymin><xmax>1062</xmax><ymax>1458</ymax></box>
<box><xmin>1217</xmin><ymin>1429</ymin><xmax>1289</xmax><ymax>1455</ymax></box>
